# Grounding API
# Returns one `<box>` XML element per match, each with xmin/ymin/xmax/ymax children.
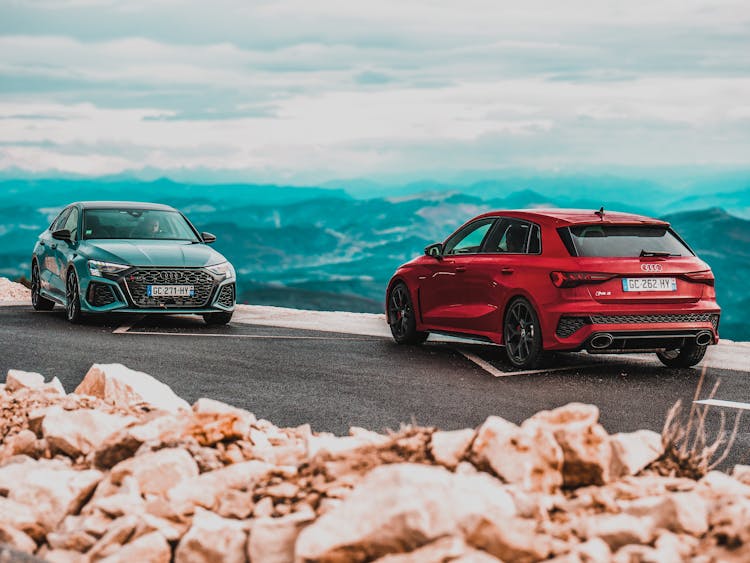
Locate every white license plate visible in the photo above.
<box><xmin>622</xmin><ymin>278</ymin><xmax>677</xmax><ymax>292</ymax></box>
<box><xmin>147</xmin><ymin>285</ymin><xmax>194</xmax><ymax>297</ymax></box>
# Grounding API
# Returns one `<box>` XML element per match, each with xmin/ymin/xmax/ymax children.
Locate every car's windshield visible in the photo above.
<box><xmin>566</xmin><ymin>225</ymin><xmax>692</xmax><ymax>257</ymax></box>
<box><xmin>82</xmin><ymin>209</ymin><xmax>199</xmax><ymax>241</ymax></box>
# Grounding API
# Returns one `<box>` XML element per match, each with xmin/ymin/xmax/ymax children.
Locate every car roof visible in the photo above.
<box><xmin>74</xmin><ymin>201</ymin><xmax>177</xmax><ymax>211</ymax></box>
<box><xmin>477</xmin><ymin>208</ymin><xmax>669</xmax><ymax>227</ymax></box>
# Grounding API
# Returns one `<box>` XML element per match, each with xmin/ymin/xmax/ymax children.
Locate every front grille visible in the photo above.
<box><xmin>556</xmin><ymin>316</ymin><xmax>588</xmax><ymax>338</ymax></box>
<box><xmin>124</xmin><ymin>268</ymin><xmax>215</xmax><ymax>308</ymax></box>
<box><xmin>217</xmin><ymin>284</ymin><xmax>235</xmax><ymax>308</ymax></box>
<box><xmin>590</xmin><ymin>313</ymin><xmax>719</xmax><ymax>327</ymax></box>
<box><xmin>88</xmin><ymin>282</ymin><xmax>116</xmax><ymax>307</ymax></box>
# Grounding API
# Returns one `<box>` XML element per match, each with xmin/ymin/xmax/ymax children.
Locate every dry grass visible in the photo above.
<box><xmin>651</xmin><ymin>365</ymin><xmax>743</xmax><ymax>478</ymax></box>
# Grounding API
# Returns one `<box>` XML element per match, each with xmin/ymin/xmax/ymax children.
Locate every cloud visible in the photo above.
<box><xmin>0</xmin><ymin>0</ymin><xmax>749</xmax><ymax>181</ymax></box>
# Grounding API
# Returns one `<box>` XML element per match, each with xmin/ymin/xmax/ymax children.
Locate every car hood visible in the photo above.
<box><xmin>80</xmin><ymin>240</ymin><xmax>227</xmax><ymax>268</ymax></box>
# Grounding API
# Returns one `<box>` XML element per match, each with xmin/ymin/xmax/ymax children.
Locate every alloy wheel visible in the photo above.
<box><xmin>66</xmin><ymin>271</ymin><xmax>80</xmax><ymax>322</ymax></box>
<box><xmin>31</xmin><ymin>261</ymin><xmax>54</xmax><ymax>311</ymax></box>
<box><xmin>388</xmin><ymin>284</ymin><xmax>411</xmax><ymax>340</ymax></box>
<box><xmin>387</xmin><ymin>283</ymin><xmax>427</xmax><ymax>344</ymax></box>
<box><xmin>31</xmin><ymin>263</ymin><xmax>40</xmax><ymax>307</ymax></box>
<box><xmin>504</xmin><ymin>300</ymin><xmax>536</xmax><ymax>365</ymax></box>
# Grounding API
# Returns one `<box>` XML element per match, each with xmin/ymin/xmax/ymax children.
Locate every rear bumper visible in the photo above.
<box><xmin>584</xmin><ymin>329</ymin><xmax>715</xmax><ymax>353</ymax></box>
<box><xmin>545</xmin><ymin>307</ymin><xmax>720</xmax><ymax>351</ymax></box>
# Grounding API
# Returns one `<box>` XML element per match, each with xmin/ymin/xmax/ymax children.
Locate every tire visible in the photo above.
<box><xmin>388</xmin><ymin>282</ymin><xmax>428</xmax><ymax>345</ymax></box>
<box><xmin>656</xmin><ymin>342</ymin><xmax>707</xmax><ymax>368</ymax></box>
<box><xmin>503</xmin><ymin>297</ymin><xmax>544</xmax><ymax>369</ymax></box>
<box><xmin>31</xmin><ymin>261</ymin><xmax>55</xmax><ymax>311</ymax></box>
<box><xmin>65</xmin><ymin>268</ymin><xmax>83</xmax><ymax>323</ymax></box>
<box><xmin>203</xmin><ymin>311</ymin><xmax>234</xmax><ymax>326</ymax></box>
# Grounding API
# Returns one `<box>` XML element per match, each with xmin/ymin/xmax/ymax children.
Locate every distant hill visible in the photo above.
<box><xmin>663</xmin><ymin>208</ymin><xmax>750</xmax><ymax>341</ymax></box>
<box><xmin>0</xmin><ymin>178</ymin><xmax>350</xmax><ymax>209</ymax></box>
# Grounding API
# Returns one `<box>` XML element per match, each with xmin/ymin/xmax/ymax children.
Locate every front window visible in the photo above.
<box><xmin>82</xmin><ymin>209</ymin><xmax>199</xmax><ymax>241</ymax></box>
<box><xmin>565</xmin><ymin>225</ymin><xmax>693</xmax><ymax>257</ymax></box>
<box><xmin>444</xmin><ymin>218</ymin><xmax>495</xmax><ymax>255</ymax></box>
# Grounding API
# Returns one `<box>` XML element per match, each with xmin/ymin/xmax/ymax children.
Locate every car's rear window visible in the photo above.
<box><xmin>562</xmin><ymin>225</ymin><xmax>693</xmax><ymax>257</ymax></box>
<box><xmin>82</xmin><ymin>209</ymin><xmax>198</xmax><ymax>241</ymax></box>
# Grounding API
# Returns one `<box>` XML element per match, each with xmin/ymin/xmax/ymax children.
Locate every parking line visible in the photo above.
<box><xmin>694</xmin><ymin>398</ymin><xmax>750</xmax><ymax>411</ymax></box>
<box><xmin>114</xmin><ymin>330</ymin><xmax>377</xmax><ymax>341</ymax></box>
<box><xmin>113</xmin><ymin>317</ymin><xmax>143</xmax><ymax>334</ymax></box>
<box><xmin>457</xmin><ymin>349</ymin><xmax>592</xmax><ymax>377</ymax></box>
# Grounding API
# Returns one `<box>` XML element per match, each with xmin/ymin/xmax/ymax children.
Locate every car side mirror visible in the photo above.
<box><xmin>52</xmin><ymin>229</ymin><xmax>72</xmax><ymax>242</ymax></box>
<box><xmin>424</xmin><ymin>243</ymin><xmax>444</xmax><ymax>259</ymax></box>
<box><xmin>201</xmin><ymin>232</ymin><xmax>217</xmax><ymax>244</ymax></box>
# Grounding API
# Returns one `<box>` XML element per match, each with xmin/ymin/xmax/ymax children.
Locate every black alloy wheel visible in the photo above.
<box><xmin>656</xmin><ymin>343</ymin><xmax>708</xmax><ymax>368</ymax></box>
<box><xmin>31</xmin><ymin>261</ymin><xmax>55</xmax><ymax>311</ymax></box>
<box><xmin>388</xmin><ymin>282</ymin><xmax>428</xmax><ymax>344</ymax></box>
<box><xmin>65</xmin><ymin>269</ymin><xmax>83</xmax><ymax>323</ymax></box>
<box><xmin>503</xmin><ymin>297</ymin><xmax>543</xmax><ymax>369</ymax></box>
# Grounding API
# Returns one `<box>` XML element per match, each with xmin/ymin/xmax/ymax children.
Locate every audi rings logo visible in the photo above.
<box><xmin>160</xmin><ymin>271</ymin><xmax>182</xmax><ymax>281</ymax></box>
<box><xmin>641</xmin><ymin>263</ymin><xmax>663</xmax><ymax>272</ymax></box>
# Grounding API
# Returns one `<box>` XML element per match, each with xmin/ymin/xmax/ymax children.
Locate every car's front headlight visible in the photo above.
<box><xmin>88</xmin><ymin>260</ymin><xmax>130</xmax><ymax>277</ymax></box>
<box><xmin>207</xmin><ymin>261</ymin><xmax>235</xmax><ymax>280</ymax></box>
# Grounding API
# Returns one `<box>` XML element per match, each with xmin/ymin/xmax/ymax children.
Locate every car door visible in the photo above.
<box><xmin>479</xmin><ymin>217</ymin><xmax>541</xmax><ymax>331</ymax></box>
<box><xmin>50</xmin><ymin>206</ymin><xmax>80</xmax><ymax>298</ymax></box>
<box><xmin>420</xmin><ymin>217</ymin><xmax>496</xmax><ymax>330</ymax></box>
<box><xmin>40</xmin><ymin>207</ymin><xmax>70</xmax><ymax>298</ymax></box>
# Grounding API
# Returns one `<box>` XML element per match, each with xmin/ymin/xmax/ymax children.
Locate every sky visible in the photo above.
<box><xmin>0</xmin><ymin>0</ymin><xmax>749</xmax><ymax>185</ymax></box>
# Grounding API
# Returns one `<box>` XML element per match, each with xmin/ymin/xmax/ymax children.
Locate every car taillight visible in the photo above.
<box><xmin>550</xmin><ymin>271</ymin><xmax>616</xmax><ymax>288</ymax></box>
<box><xmin>683</xmin><ymin>270</ymin><xmax>715</xmax><ymax>286</ymax></box>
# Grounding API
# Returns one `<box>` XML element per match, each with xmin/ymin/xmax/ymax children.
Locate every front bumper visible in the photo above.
<box><xmin>79</xmin><ymin>267</ymin><xmax>236</xmax><ymax>314</ymax></box>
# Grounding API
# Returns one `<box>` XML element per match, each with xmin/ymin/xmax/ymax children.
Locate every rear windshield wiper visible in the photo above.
<box><xmin>640</xmin><ymin>249</ymin><xmax>680</xmax><ymax>257</ymax></box>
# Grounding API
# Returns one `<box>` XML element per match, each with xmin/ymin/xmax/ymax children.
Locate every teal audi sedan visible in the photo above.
<box><xmin>30</xmin><ymin>201</ymin><xmax>236</xmax><ymax>324</ymax></box>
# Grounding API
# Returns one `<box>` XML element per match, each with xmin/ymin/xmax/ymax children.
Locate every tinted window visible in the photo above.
<box><xmin>528</xmin><ymin>224</ymin><xmax>541</xmax><ymax>254</ymax></box>
<box><xmin>62</xmin><ymin>207</ymin><xmax>79</xmax><ymax>241</ymax></box>
<box><xmin>83</xmin><ymin>209</ymin><xmax>199</xmax><ymax>241</ymax></box>
<box><xmin>567</xmin><ymin>225</ymin><xmax>692</xmax><ymax>257</ymax></box>
<box><xmin>486</xmin><ymin>218</ymin><xmax>538</xmax><ymax>254</ymax></box>
<box><xmin>444</xmin><ymin>219</ymin><xmax>495</xmax><ymax>255</ymax></box>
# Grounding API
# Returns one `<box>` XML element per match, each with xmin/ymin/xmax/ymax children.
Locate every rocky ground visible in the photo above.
<box><xmin>0</xmin><ymin>278</ymin><xmax>30</xmax><ymax>302</ymax></box>
<box><xmin>0</xmin><ymin>365</ymin><xmax>749</xmax><ymax>562</ymax></box>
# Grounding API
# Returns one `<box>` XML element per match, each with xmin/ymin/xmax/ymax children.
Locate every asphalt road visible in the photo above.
<box><xmin>1</xmin><ymin>305</ymin><xmax>749</xmax><ymax>469</ymax></box>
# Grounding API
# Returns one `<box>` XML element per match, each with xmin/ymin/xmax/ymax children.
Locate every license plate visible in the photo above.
<box><xmin>622</xmin><ymin>278</ymin><xmax>677</xmax><ymax>292</ymax></box>
<box><xmin>147</xmin><ymin>285</ymin><xmax>194</xmax><ymax>297</ymax></box>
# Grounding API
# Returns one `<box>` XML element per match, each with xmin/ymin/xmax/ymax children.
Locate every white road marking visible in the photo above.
<box><xmin>112</xmin><ymin>317</ymin><xmax>143</xmax><ymax>334</ymax></box>
<box><xmin>457</xmin><ymin>349</ymin><xmax>592</xmax><ymax>377</ymax></box>
<box><xmin>694</xmin><ymin>398</ymin><xmax>750</xmax><ymax>411</ymax></box>
<box><xmin>114</xmin><ymin>330</ymin><xmax>376</xmax><ymax>341</ymax></box>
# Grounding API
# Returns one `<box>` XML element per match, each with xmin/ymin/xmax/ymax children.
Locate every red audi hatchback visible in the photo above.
<box><xmin>386</xmin><ymin>209</ymin><xmax>720</xmax><ymax>369</ymax></box>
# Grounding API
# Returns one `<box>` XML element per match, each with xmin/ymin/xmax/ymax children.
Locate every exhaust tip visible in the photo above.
<box><xmin>696</xmin><ymin>331</ymin><xmax>713</xmax><ymax>346</ymax></box>
<box><xmin>590</xmin><ymin>333</ymin><xmax>614</xmax><ymax>349</ymax></box>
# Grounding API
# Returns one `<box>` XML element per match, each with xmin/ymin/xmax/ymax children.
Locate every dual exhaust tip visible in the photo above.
<box><xmin>590</xmin><ymin>333</ymin><xmax>614</xmax><ymax>349</ymax></box>
<box><xmin>695</xmin><ymin>331</ymin><xmax>713</xmax><ymax>346</ymax></box>
<box><xmin>589</xmin><ymin>330</ymin><xmax>713</xmax><ymax>350</ymax></box>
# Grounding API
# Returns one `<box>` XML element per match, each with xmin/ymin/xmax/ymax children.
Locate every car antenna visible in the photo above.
<box><xmin>595</xmin><ymin>206</ymin><xmax>605</xmax><ymax>220</ymax></box>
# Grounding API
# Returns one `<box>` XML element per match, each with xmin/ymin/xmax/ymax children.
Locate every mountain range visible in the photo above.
<box><xmin>1</xmin><ymin>177</ymin><xmax>748</xmax><ymax>340</ymax></box>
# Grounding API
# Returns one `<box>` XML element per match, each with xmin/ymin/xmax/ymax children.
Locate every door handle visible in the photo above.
<box><xmin>501</xmin><ymin>267</ymin><xmax>514</xmax><ymax>275</ymax></box>
<box><xmin>455</xmin><ymin>266</ymin><xmax>467</xmax><ymax>273</ymax></box>
<box><xmin>39</xmin><ymin>241</ymin><xmax>46</xmax><ymax>246</ymax></box>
